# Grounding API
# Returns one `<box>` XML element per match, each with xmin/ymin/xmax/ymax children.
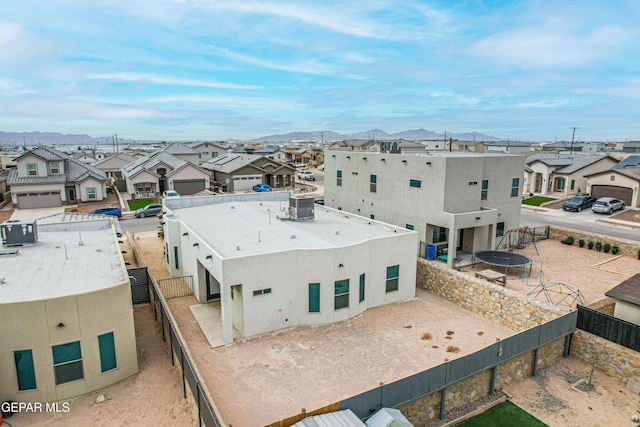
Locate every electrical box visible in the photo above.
<box><xmin>1</xmin><ymin>219</ymin><xmax>38</xmax><ymax>246</ymax></box>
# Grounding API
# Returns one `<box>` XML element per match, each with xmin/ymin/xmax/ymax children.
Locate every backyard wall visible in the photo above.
<box><xmin>549</xmin><ymin>225</ymin><xmax>640</xmax><ymax>257</ymax></box>
<box><xmin>416</xmin><ymin>258</ymin><xmax>566</xmax><ymax>331</ymax></box>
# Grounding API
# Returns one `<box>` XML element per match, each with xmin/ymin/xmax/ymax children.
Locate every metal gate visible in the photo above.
<box><xmin>128</xmin><ymin>267</ymin><xmax>151</xmax><ymax>305</ymax></box>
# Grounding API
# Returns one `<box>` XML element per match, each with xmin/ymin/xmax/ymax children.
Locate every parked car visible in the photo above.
<box><xmin>297</xmin><ymin>170</ymin><xmax>316</xmax><ymax>181</ymax></box>
<box><xmin>591</xmin><ymin>197</ymin><xmax>625</xmax><ymax>214</ymax></box>
<box><xmin>253</xmin><ymin>183</ymin><xmax>272</xmax><ymax>192</ymax></box>
<box><xmin>562</xmin><ymin>195</ymin><xmax>596</xmax><ymax>212</ymax></box>
<box><xmin>162</xmin><ymin>190</ymin><xmax>180</xmax><ymax>199</ymax></box>
<box><xmin>317</xmin><ymin>164</ymin><xmax>325</xmax><ymax>171</ymax></box>
<box><xmin>90</xmin><ymin>206</ymin><xmax>122</xmax><ymax>218</ymax></box>
<box><xmin>135</xmin><ymin>203</ymin><xmax>163</xmax><ymax>218</ymax></box>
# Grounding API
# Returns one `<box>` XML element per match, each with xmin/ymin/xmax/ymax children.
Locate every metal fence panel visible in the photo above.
<box><xmin>539</xmin><ymin>314</ymin><xmax>572</xmax><ymax>345</ymax></box>
<box><xmin>380</xmin><ymin>371</ymin><xmax>428</xmax><ymax>408</ymax></box>
<box><xmin>128</xmin><ymin>267</ymin><xmax>151</xmax><ymax>305</ymax></box>
<box><xmin>170</xmin><ymin>326</ymin><xmax>182</xmax><ymax>368</ymax></box>
<box><xmin>341</xmin><ymin>388</ymin><xmax>383</xmax><ymax>419</ymax></box>
<box><xmin>577</xmin><ymin>306</ymin><xmax>640</xmax><ymax>352</ymax></box>
<box><xmin>199</xmin><ymin>387</ymin><xmax>221</xmax><ymax>427</ymax></box>
<box><xmin>158</xmin><ymin>276</ymin><xmax>194</xmax><ymax>299</ymax></box>
<box><xmin>184</xmin><ymin>355</ymin><xmax>198</xmax><ymax>397</ymax></box>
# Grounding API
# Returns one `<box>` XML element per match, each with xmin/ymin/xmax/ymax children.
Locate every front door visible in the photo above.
<box><xmin>205</xmin><ymin>272</ymin><xmax>220</xmax><ymax>301</ymax></box>
<box><xmin>67</xmin><ymin>187</ymin><xmax>76</xmax><ymax>203</ymax></box>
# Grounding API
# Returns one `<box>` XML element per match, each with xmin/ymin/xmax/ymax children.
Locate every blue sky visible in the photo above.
<box><xmin>2</xmin><ymin>1</ymin><xmax>640</xmax><ymax>142</ymax></box>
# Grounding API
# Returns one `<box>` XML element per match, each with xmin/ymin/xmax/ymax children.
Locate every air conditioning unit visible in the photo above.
<box><xmin>1</xmin><ymin>219</ymin><xmax>38</xmax><ymax>246</ymax></box>
<box><xmin>289</xmin><ymin>197</ymin><xmax>315</xmax><ymax>221</ymax></box>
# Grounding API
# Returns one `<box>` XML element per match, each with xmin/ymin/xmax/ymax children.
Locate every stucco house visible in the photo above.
<box><xmin>161</xmin><ymin>192</ymin><xmax>417</xmax><ymax>344</ymax></box>
<box><xmin>584</xmin><ymin>156</ymin><xmax>640</xmax><ymax>207</ymax></box>
<box><xmin>523</xmin><ymin>153</ymin><xmax>618</xmax><ymax>196</ymax></box>
<box><xmin>605</xmin><ymin>274</ymin><xmax>640</xmax><ymax>326</ymax></box>
<box><xmin>0</xmin><ymin>216</ymin><xmax>138</xmax><ymax>403</ymax></box>
<box><xmin>122</xmin><ymin>151</ymin><xmax>210</xmax><ymax>198</ymax></box>
<box><xmin>186</xmin><ymin>141</ymin><xmax>228</xmax><ymax>164</ymax></box>
<box><xmin>161</xmin><ymin>142</ymin><xmax>202</xmax><ymax>165</ymax></box>
<box><xmin>623</xmin><ymin>142</ymin><xmax>640</xmax><ymax>153</ymax></box>
<box><xmin>484</xmin><ymin>140</ymin><xmax>535</xmax><ymax>154</ymax></box>
<box><xmin>7</xmin><ymin>146</ymin><xmax>108</xmax><ymax>209</ymax></box>
<box><xmin>92</xmin><ymin>152</ymin><xmax>138</xmax><ymax>192</ymax></box>
<box><xmin>331</xmin><ymin>140</ymin><xmax>377</xmax><ymax>151</ymax></box>
<box><xmin>201</xmin><ymin>153</ymin><xmax>295</xmax><ymax>192</ymax></box>
<box><xmin>324</xmin><ymin>151</ymin><xmax>524</xmax><ymax>268</ymax></box>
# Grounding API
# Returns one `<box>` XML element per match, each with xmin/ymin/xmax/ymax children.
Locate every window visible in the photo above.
<box><xmin>370</xmin><ymin>214</ymin><xmax>375</xmax><ymax>220</ymax></box>
<box><xmin>50</xmin><ymin>162</ymin><xmax>60</xmax><ymax>174</ymax></box>
<box><xmin>406</xmin><ymin>224</ymin><xmax>414</xmax><ymax>230</ymax></box>
<box><xmin>87</xmin><ymin>187</ymin><xmax>96</xmax><ymax>200</ymax></box>
<box><xmin>334</xmin><ymin>279</ymin><xmax>349</xmax><ymax>310</ymax></box>
<box><xmin>165</xmin><ymin>243</ymin><xmax>169</xmax><ymax>264</ymax></box>
<box><xmin>481</xmin><ymin>180</ymin><xmax>488</xmax><ymax>200</ymax></box>
<box><xmin>359</xmin><ymin>274</ymin><xmax>365</xmax><ymax>302</ymax></box>
<box><xmin>409</xmin><ymin>179</ymin><xmax>421</xmax><ymax>188</ymax></box>
<box><xmin>496</xmin><ymin>222</ymin><xmax>505</xmax><ymax>237</ymax></box>
<box><xmin>511</xmin><ymin>178</ymin><xmax>520</xmax><ymax>197</ymax></box>
<box><xmin>98</xmin><ymin>332</ymin><xmax>117</xmax><ymax>372</ymax></box>
<box><xmin>52</xmin><ymin>341</ymin><xmax>84</xmax><ymax>385</ymax></box>
<box><xmin>27</xmin><ymin>163</ymin><xmax>38</xmax><ymax>176</ymax></box>
<box><xmin>337</xmin><ymin>170</ymin><xmax>342</xmax><ymax>186</ymax></box>
<box><xmin>253</xmin><ymin>288</ymin><xmax>272</xmax><ymax>296</ymax></box>
<box><xmin>370</xmin><ymin>174</ymin><xmax>377</xmax><ymax>192</ymax></box>
<box><xmin>173</xmin><ymin>246</ymin><xmax>179</xmax><ymax>269</ymax></box>
<box><xmin>14</xmin><ymin>349</ymin><xmax>36</xmax><ymax>391</ymax></box>
<box><xmin>135</xmin><ymin>183</ymin><xmax>152</xmax><ymax>192</ymax></box>
<box><xmin>308</xmin><ymin>283</ymin><xmax>320</xmax><ymax>312</ymax></box>
<box><xmin>610</xmin><ymin>175</ymin><xmax>615</xmax><ymax>181</ymax></box>
<box><xmin>386</xmin><ymin>265</ymin><xmax>399</xmax><ymax>293</ymax></box>
<box><xmin>555</xmin><ymin>178</ymin><xmax>565</xmax><ymax>191</ymax></box>
<box><xmin>433</xmin><ymin>227</ymin><xmax>447</xmax><ymax>243</ymax></box>
<box><xmin>570</xmin><ymin>179</ymin><xmax>575</xmax><ymax>190</ymax></box>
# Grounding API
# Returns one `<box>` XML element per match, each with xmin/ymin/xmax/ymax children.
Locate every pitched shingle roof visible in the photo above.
<box><xmin>525</xmin><ymin>153</ymin><xmax>613</xmax><ymax>174</ymax></box>
<box><xmin>605</xmin><ymin>274</ymin><xmax>640</xmax><ymax>306</ymax></box>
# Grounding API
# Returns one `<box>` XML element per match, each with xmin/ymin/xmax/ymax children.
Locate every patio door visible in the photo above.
<box><xmin>206</xmin><ymin>271</ymin><xmax>221</xmax><ymax>301</ymax></box>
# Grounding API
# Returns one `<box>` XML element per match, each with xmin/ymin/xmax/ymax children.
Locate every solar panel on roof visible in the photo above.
<box><xmin>215</xmin><ymin>154</ymin><xmax>241</xmax><ymax>165</ymax></box>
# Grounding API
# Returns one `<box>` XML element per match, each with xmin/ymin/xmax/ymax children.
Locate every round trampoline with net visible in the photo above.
<box><xmin>473</xmin><ymin>250</ymin><xmax>533</xmax><ymax>274</ymax></box>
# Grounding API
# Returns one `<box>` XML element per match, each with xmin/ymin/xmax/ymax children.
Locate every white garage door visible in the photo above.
<box><xmin>233</xmin><ymin>175</ymin><xmax>263</xmax><ymax>191</ymax></box>
<box><xmin>17</xmin><ymin>191</ymin><xmax>62</xmax><ymax>209</ymax></box>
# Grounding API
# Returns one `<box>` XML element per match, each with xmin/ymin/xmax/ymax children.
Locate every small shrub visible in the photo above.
<box><xmin>432</xmin><ymin>345</ymin><xmax>439</xmax><ymax>349</ymax></box>
<box><xmin>637</xmin><ymin>250</ymin><xmax>640</xmax><ymax>260</ymax></box>
<box><xmin>477</xmin><ymin>331</ymin><xmax>485</xmax><ymax>336</ymax></box>
<box><xmin>421</xmin><ymin>332</ymin><xmax>432</xmax><ymax>341</ymax></box>
<box><xmin>595</xmin><ymin>242</ymin><xmax>603</xmax><ymax>252</ymax></box>
<box><xmin>588</xmin><ymin>241</ymin><xmax>594</xmax><ymax>250</ymax></box>
<box><xmin>446</xmin><ymin>330</ymin><xmax>455</xmax><ymax>336</ymax></box>
<box><xmin>446</xmin><ymin>346</ymin><xmax>460</xmax><ymax>353</ymax></box>
<box><xmin>579</xmin><ymin>239</ymin><xmax>585</xmax><ymax>248</ymax></box>
<box><xmin>603</xmin><ymin>243</ymin><xmax>611</xmax><ymax>253</ymax></box>
<box><xmin>561</xmin><ymin>236</ymin><xmax>575</xmax><ymax>245</ymax></box>
<box><xmin>611</xmin><ymin>246</ymin><xmax>620</xmax><ymax>255</ymax></box>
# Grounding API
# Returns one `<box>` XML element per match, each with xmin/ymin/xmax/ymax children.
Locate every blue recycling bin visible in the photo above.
<box><xmin>426</xmin><ymin>244</ymin><xmax>437</xmax><ymax>260</ymax></box>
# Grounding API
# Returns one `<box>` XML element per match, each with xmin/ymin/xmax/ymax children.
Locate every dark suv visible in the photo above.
<box><xmin>562</xmin><ymin>195</ymin><xmax>596</xmax><ymax>212</ymax></box>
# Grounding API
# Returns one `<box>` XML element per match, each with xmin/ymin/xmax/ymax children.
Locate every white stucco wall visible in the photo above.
<box><xmin>613</xmin><ymin>301</ymin><xmax>640</xmax><ymax>326</ymax></box>
<box><xmin>78</xmin><ymin>178</ymin><xmax>107</xmax><ymax>202</ymax></box>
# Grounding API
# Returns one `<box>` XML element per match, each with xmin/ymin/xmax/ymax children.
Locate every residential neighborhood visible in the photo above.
<box><xmin>0</xmin><ymin>137</ymin><xmax>640</xmax><ymax>427</ymax></box>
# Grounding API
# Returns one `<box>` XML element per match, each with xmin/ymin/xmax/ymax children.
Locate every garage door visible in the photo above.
<box><xmin>173</xmin><ymin>179</ymin><xmax>206</xmax><ymax>195</ymax></box>
<box><xmin>233</xmin><ymin>175</ymin><xmax>262</xmax><ymax>191</ymax></box>
<box><xmin>17</xmin><ymin>191</ymin><xmax>62</xmax><ymax>209</ymax></box>
<box><xmin>591</xmin><ymin>185</ymin><xmax>633</xmax><ymax>205</ymax></box>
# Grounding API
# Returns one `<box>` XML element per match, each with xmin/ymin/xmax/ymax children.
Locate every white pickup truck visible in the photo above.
<box><xmin>296</xmin><ymin>170</ymin><xmax>316</xmax><ymax>181</ymax></box>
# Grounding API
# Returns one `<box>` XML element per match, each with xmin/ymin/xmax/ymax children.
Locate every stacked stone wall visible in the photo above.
<box><xmin>549</xmin><ymin>226</ymin><xmax>640</xmax><ymax>257</ymax></box>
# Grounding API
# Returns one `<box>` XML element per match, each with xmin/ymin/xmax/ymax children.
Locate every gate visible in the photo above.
<box><xmin>128</xmin><ymin>267</ymin><xmax>151</xmax><ymax>305</ymax></box>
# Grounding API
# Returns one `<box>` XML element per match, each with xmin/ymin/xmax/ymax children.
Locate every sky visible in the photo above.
<box><xmin>2</xmin><ymin>1</ymin><xmax>640</xmax><ymax>142</ymax></box>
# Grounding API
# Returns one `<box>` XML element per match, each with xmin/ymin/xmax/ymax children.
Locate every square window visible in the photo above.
<box><xmin>406</xmin><ymin>224</ymin><xmax>414</xmax><ymax>230</ymax></box>
<box><xmin>433</xmin><ymin>227</ymin><xmax>447</xmax><ymax>243</ymax></box>
<box><xmin>386</xmin><ymin>265</ymin><xmax>399</xmax><ymax>292</ymax></box>
<box><xmin>334</xmin><ymin>279</ymin><xmax>349</xmax><ymax>310</ymax></box>
<box><xmin>409</xmin><ymin>179</ymin><xmax>421</xmax><ymax>188</ymax></box>
<box><xmin>50</xmin><ymin>162</ymin><xmax>59</xmax><ymax>174</ymax></box>
<box><xmin>52</xmin><ymin>341</ymin><xmax>84</xmax><ymax>385</ymax></box>
<box><xmin>27</xmin><ymin>163</ymin><xmax>38</xmax><ymax>176</ymax></box>
<box><xmin>87</xmin><ymin>187</ymin><xmax>96</xmax><ymax>200</ymax></box>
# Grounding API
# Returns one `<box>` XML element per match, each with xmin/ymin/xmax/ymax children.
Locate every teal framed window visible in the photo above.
<box><xmin>359</xmin><ymin>274</ymin><xmax>365</xmax><ymax>302</ymax></box>
<box><xmin>98</xmin><ymin>332</ymin><xmax>117</xmax><ymax>373</ymax></box>
<box><xmin>52</xmin><ymin>341</ymin><xmax>84</xmax><ymax>385</ymax></box>
<box><xmin>481</xmin><ymin>180</ymin><xmax>489</xmax><ymax>200</ymax></box>
<box><xmin>511</xmin><ymin>178</ymin><xmax>520</xmax><ymax>197</ymax></box>
<box><xmin>370</xmin><ymin>174</ymin><xmax>377</xmax><ymax>192</ymax></box>
<box><xmin>87</xmin><ymin>187</ymin><xmax>96</xmax><ymax>200</ymax></box>
<box><xmin>334</xmin><ymin>279</ymin><xmax>349</xmax><ymax>310</ymax></box>
<box><xmin>337</xmin><ymin>170</ymin><xmax>343</xmax><ymax>186</ymax></box>
<box><xmin>409</xmin><ymin>179</ymin><xmax>421</xmax><ymax>188</ymax></box>
<box><xmin>14</xmin><ymin>349</ymin><xmax>36</xmax><ymax>391</ymax></box>
<box><xmin>253</xmin><ymin>288</ymin><xmax>272</xmax><ymax>296</ymax></box>
<box><xmin>27</xmin><ymin>163</ymin><xmax>38</xmax><ymax>176</ymax></box>
<box><xmin>386</xmin><ymin>265</ymin><xmax>399</xmax><ymax>293</ymax></box>
<box><xmin>173</xmin><ymin>246</ymin><xmax>179</xmax><ymax>269</ymax></box>
<box><xmin>433</xmin><ymin>227</ymin><xmax>447</xmax><ymax>243</ymax></box>
<box><xmin>496</xmin><ymin>222</ymin><xmax>505</xmax><ymax>237</ymax></box>
<box><xmin>49</xmin><ymin>161</ymin><xmax>60</xmax><ymax>174</ymax></box>
<box><xmin>406</xmin><ymin>224</ymin><xmax>414</xmax><ymax>230</ymax></box>
<box><xmin>309</xmin><ymin>283</ymin><xmax>320</xmax><ymax>313</ymax></box>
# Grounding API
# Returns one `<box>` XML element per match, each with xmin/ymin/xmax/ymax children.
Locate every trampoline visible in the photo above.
<box><xmin>473</xmin><ymin>250</ymin><xmax>532</xmax><ymax>274</ymax></box>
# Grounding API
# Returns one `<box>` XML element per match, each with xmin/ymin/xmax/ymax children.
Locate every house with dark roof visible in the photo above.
<box><xmin>623</xmin><ymin>141</ymin><xmax>640</xmax><ymax>153</ymax></box>
<box><xmin>122</xmin><ymin>151</ymin><xmax>210</xmax><ymax>198</ymax></box>
<box><xmin>186</xmin><ymin>141</ymin><xmax>228</xmax><ymax>164</ymax></box>
<box><xmin>7</xmin><ymin>146</ymin><xmax>108</xmax><ymax>209</ymax></box>
<box><xmin>161</xmin><ymin>142</ymin><xmax>202</xmax><ymax>165</ymax></box>
<box><xmin>201</xmin><ymin>153</ymin><xmax>295</xmax><ymax>192</ymax></box>
<box><xmin>523</xmin><ymin>153</ymin><xmax>618</xmax><ymax>196</ymax></box>
<box><xmin>93</xmin><ymin>152</ymin><xmax>138</xmax><ymax>192</ymax></box>
<box><xmin>484</xmin><ymin>140</ymin><xmax>535</xmax><ymax>154</ymax></box>
<box><xmin>330</xmin><ymin>139</ymin><xmax>377</xmax><ymax>151</ymax></box>
<box><xmin>584</xmin><ymin>155</ymin><xmax>640</xmax><ymax>207</ymax></box>
<box><xmin>605</xmin><ymin>274</ymin><xmax>640</xmax><ymax>326</ymax></box>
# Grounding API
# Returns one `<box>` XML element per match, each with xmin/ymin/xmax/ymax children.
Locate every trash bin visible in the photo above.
<box><xmin>426</xmin><ymin>244</ymin><xmax>437</xmax><ymax>260</ymax></box>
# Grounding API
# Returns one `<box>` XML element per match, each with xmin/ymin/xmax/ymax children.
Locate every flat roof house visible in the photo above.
<box><xmin>323</xmin><ymin>151</ymin><xmax>524</xmax><ymax>268</ymax></box>
<box><xmin>162</xmin><ymin>192</ymin><xmax>418</xmax><ymax>345</ymax></box>
<box><xmin>0</xmin><ymin>217</ymin><xmax>138</xmax><ymax>403</ymax></box>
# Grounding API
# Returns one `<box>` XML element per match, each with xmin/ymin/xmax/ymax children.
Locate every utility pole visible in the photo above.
<box><xmin>443</xmin><ymin>131</ymin><xmax>447</xmax><ymax>151</ymax></box>
<box><xmin>569</xmin><ymin>127</ymin><xmax>579</xmax><ymax>154</ymax></box>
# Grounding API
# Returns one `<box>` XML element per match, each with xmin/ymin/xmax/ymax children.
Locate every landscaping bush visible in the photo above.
<box><xmin>588</xmin><ymin>241</ymin><xmax>594</xmax><ymax>250</ymax></box>
<box><xmin>603</xmin><ymin>243</ymin><xmax>611</xmax><ymax>253</ymax></box>
<box><xmin>595</xmin><ymin>242</ymin><xmax>603</xmax><ymax>252</ymax></box>
<box><xmin>579</xmin><ymin>239</ymin><xmax>585</xmax><ymax>248</ymax></box>
<box><xmin>561</xmin><ymin>236</ymin><xmax>575</xmax><ymax>245</ymax></box>
<box><xmin>611</xmin><ymin>246</ymin><xmax>620</xmax><ymax>255</ymax></box>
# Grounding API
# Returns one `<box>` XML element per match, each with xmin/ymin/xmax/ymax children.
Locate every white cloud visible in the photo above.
<box><xmin>85</xmin><ymin>73</ymin><xmax>261</xmax><ymax>90</ymax></box>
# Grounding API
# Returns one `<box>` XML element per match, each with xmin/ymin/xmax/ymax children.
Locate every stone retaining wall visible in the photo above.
<box><xmin>549</xmin><ymin>226</ymin><xmax>640</xmax><ymax>257</ymax></box>
<box><xmin>570</xmin><ymin>330</ymin><xmax>640</xmax><ymax>384</ymax></box>
<box><xmin>416</xmin><ymin>258</ymin><xmax>565</xmax><ymax>331</ymax></box>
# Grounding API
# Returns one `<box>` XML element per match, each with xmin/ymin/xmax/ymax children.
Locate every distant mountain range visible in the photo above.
<box><xmin>0</xmin><ymin>128</ymin><xmax>501</xmax><ymax>146</ymax></box>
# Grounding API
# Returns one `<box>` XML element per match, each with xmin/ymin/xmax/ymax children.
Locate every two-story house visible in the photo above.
<box><xmin>7</xmin><ymin>146</ymin><xmax>108</xmax><ymax>209</ymax></box>
<box><xmin>187</xmin><ymin>141</ymin><xmax>228</xmax><ymax>164</ymax></box>
<box><xmin>324</xmin><ymin>151</ymin><xmax>524</xmax><ymax>268</ymax></box>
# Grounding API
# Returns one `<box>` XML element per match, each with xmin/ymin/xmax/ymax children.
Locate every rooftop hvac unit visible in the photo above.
<box><xmin>289</xmin><ymin>197</ymin><xmax>315</xmax><ymax>221</ymax></box>
<box><xmin>1</xmin><ymin>219</ymin><xmax>38</xmax><ymax>246</ymax></box>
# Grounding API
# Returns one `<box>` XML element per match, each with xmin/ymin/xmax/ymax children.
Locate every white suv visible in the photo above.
<box><xmin>297</xmin><ymin>170</ymin><xmax>316</xmax><ymax>181</ymax></box>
